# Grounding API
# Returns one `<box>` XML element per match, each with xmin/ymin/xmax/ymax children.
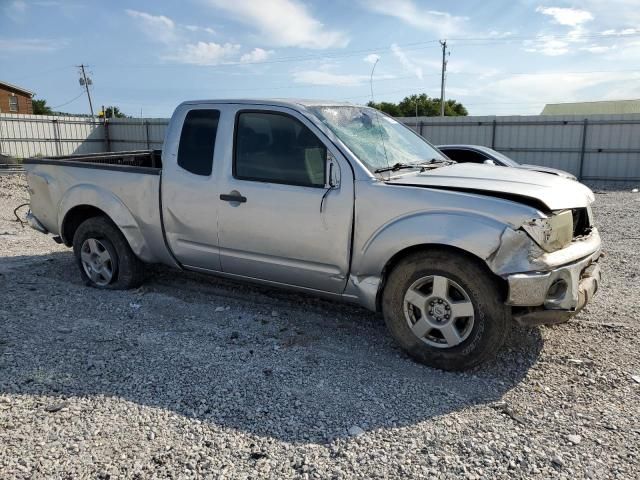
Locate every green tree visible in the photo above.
<box><xmin>368</xmin><ymin>93</ymin><xmax>468</xmax><ymax>117</ymax></box>
<box><xmin>32</xmin><ymin>98</ymin><xmax>53</xmax><ymax>115</ymax></box>
<box><xmin>103</xmin><ymin>106</ymin><xmax>128</xmax><ymax>118</ymax></box>
<box><xmin>366</xmin><ymin>101</ymin><xmax>401</xmax><ymax>117</ymax></box>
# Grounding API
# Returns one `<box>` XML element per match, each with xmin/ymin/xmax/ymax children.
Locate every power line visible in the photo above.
<box><xmin>11</xmin><ymin>30</ymin><xmax>640</xmax><ymax>81</ymax></box>
<box><xmin>51</xmin><ymin>91</ymin><xmax>86</xmax><ymax>109</ymax></box>
<box><xmin>86</xmin><ymin>31</ymin><xmax>640</xmax><ymax>70</ymax></box>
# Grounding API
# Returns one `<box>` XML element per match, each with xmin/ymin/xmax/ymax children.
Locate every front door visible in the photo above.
<box><xmin>217</xmin><ymin>106</ymin><xmax>354</xmax><ymax>293</ymax></box>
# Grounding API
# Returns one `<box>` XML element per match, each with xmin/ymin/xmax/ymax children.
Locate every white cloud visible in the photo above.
<box><xmin>524</xmin><ymin>36</ymin><xmax>570</xmax><ymax>56</ymax></box>
<box><xmin>580</xmin><ymin>44</ymin><xmax>613</xmax><ymax>53</ymax></box>
<box><xmin>126</xmin><ymin>9</ymin><xmax>178</xmax><ymax>45</ymax></box>
<box><xmin>205</xmin><ymin>0</ymin><xmax>348</xmax><ymax>49</ymax></box>
<box><xmin>488</xmin><ymin>30</ymin><xmax>515</xmax><ymax>38</ymax></box>
<box><xmin>526</xmin><ymin>6</ymin><xmax>595</xmax><ymax>55</ymax></box>
<box><xmin>363</xmin><ymin>0</ymin><xmax>466</xmax><ymax>36</ymax></box>
<box><xmin>601</xmin><ymin>28</ymin><xmax>639</xmax><ymax>36</ymax></box>
<box><xmin>535</xmin><ymin>7</ymin><xmax>594</xmax><ymax>27</ymax></box>
<box><xmin>125</xmin><ymin>9</ymin><xmax>241</xmax><ymax>65</ymax></box>
<box><xmin>293</xmin><ymin>65</ymin><xmax>395</xmax><ymax>87</ymax></box>
<box><xmin>480</xmin><ymin>71</ymin><xmax>640</xmax><ymax>105</ymax></box>
<box><xmin>390</xmin><ymin>43</ymin><xmax>423</xmax><ymax>80</ymax></box>
<box><xmin>240</xmin><ymin>47</ymin><xmax>274</xmax><ymax>63</ymax></box>
<box><xmin>0</xmin><ymin>38</ymin><xmax>67</xmax><ymax>53</ymax></box>
<box><xmin>185</xmin><ymin>25</ymin><xmax>216</xmax><ymax>35</ymax></box>
<box><xmin>364</xmin><ymin>53</ymin><xmax>380</xmax><ymax>64</ymax></box>
<box><xmin>167</xmin><ymin>41</ymin><xmax>241</xmax><ymax>65</ymax></box>
<box><xmin>5</xmin><ymin>0</ymin><xmax>27</xmax><ymax>22</ymax></box>
<box><xmin>293</xmin><ymin>70</ymin><xmax>371</xmax><ymax>87</ymax></box>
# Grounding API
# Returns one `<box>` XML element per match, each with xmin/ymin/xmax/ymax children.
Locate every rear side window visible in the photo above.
<box><xmin>177</xmin><ymin>109</ymin><xmax>220</xmax><ymax>176</ymax></box>
<box><xmin>234</xmin><ymin>111</ymin><xmax>326</xmax><ymax>187</ymax></box>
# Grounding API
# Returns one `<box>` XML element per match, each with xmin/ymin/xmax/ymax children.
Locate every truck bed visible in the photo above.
<box><xmin>23</xmin><ymin>150</ymin><xmax>162</xmax><ymax>174</ymax></box>
<box><xmin>23</xmin><ymin>148</ymin><xmax>176</xmax><ymax>266</ymax></box>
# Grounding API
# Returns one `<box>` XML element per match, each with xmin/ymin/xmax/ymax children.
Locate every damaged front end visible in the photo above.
<box><xmin>487</xmin><ymin>210</ymin><xmax>602</xmax><ymax>327</ymax></box>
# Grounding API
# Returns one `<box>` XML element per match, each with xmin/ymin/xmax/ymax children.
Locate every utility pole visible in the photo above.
<box><xmin>439</xmin><ymin>40</ymin><xmax>448</xmax><ymax>117</ymax></box>
<box><xmin>77</xmin><ymin>64</ymin><xmax>94</xmax><ymax>117</ymax></box>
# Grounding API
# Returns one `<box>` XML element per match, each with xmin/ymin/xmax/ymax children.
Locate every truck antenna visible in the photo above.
<box><xmin>369</xmin><ymin>57</ymin><xmax>390</xmax><ymax>176</ymax></box>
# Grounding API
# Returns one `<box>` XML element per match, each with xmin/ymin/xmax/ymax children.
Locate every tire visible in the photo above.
<box><xmin>381</xmin><ymin>249</ymin><xmax>510</xmax><ymax>371</ymax></box>
<box><xmin>72</xmin><ymin>216</ymin><xmax>145</xmax><ymax>289</ymax></box>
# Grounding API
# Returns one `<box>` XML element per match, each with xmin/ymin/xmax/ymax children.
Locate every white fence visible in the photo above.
<box><xmin>400</xmin><ymin>114</ymin><xmax>640</xmax><ymax>182</ymax></box>
<box><xmin>2</xmin><ymin>112</ymin><xmax>640</xmax><ymax>182</ymax></box>
<box><xmin>0</xmin><ymin>113</ymin><xmax>167</xmax><ymax>158</ymax></box>
<box><xmin>0</xmin><ymin>113</ymin><xmax>105</xmax><ymax>158</ymax></box>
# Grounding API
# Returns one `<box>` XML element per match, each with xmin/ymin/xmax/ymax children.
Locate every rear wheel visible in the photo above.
<box><xmin>382</xmin><ymin>249</ymin><xmax>510</xmax><ymax>371</ymax></box>
<box><xmin>72</xmin><ymin>216</ymin><xmax>145</xmax><ymax>289</ymax></box>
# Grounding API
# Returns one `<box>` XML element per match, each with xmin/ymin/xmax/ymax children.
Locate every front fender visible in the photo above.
<box><xmin>355</xmin><ymin>210</ymin><xmax>511</xmax><ymax>277</ymax></box>
<box><xmin>58</xmin><ymin>184</ymin><xmax>151</xmax><ymax>260</ymax></box>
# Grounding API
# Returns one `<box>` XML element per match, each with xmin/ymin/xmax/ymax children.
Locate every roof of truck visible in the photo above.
<box><xmin>180</xmin><ymin>99</ymin><xmax>359</xmax><ymax>109</ymax></box>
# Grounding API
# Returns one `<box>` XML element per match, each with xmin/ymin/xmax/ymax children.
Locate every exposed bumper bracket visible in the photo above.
<box><xmin>512</xmin><ymin>258</ymin><xmax>601</xmax><ymax>326</ymax></box>
<box><xmin>26</xmin><ymin>211</ymin><xmax>48</xmax><ymax>234</ymax></box>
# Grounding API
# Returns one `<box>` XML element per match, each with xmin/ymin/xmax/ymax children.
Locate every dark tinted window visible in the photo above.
<box><xmin>177</xmin><ymin>109</ymin><xmax>220</xmax><ymax>176</ymax></box>
<box><xmin>235</xmin><ymin>112</ymin><xmax>326</xmax><ymax>187</ymax></box>
<box><xmin>441</xmin><ymin>148</ymin><xmax>489</xmax><ymax>164</ymax></box>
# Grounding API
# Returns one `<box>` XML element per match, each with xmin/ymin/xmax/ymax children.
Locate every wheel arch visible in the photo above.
<box><xmin>61</xmin><ymin>204</ymin><xmax>108</xmax><ymax>246</ymax></box>
<box><xmin>58</xmin><ymin>184</ymin><xmax>150</xmax><ymax>260</ymax></box>
<box><xmin>375</xmin><ymin>243</ymin><xmax>508</xmax><ymax>312</ymax></box>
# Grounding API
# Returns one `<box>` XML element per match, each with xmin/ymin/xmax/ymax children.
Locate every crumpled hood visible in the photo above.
<box><xmin>386</xmin><ymin>163</ymin><xmax>594</xmax><ymax>211</ymax></box>
<box><xmin>518</xmin><ymin>164</ymin><xmax>577</xmax><ymax>180</ymax></box>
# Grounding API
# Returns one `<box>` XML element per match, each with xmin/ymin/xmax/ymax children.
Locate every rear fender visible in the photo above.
<box><xmin>58</xmin><ymin>184</ymin><xmax>151</xmax><ymax>260</ymax></box>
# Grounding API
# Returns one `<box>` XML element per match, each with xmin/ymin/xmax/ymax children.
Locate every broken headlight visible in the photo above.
<box><xmin>521</xmin><ymin>210</ymin><xmax>573</xmax><ymax>252</ymax></box>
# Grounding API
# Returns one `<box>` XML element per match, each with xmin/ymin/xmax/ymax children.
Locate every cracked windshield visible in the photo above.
<box><xmin>310</xmin><ymin>106</ymin><xmax>449</xmax><ymax>173</ymax></box>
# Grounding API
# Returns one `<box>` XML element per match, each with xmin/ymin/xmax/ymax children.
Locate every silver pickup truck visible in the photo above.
<box><xmin>24</xmin><ymin>99</ymin><xmax>602</xmax><ymax>370</ymax></box>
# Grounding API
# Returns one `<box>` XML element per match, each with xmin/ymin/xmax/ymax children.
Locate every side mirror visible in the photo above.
<box><xmin>483</xmin><ymin>159</ymin><xmax>496</xmax><ymax>166</ymax></box>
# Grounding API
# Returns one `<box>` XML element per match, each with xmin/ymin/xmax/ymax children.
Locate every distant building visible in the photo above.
<box><xmin>0</xmin><ymin>81</ymin><xmax>34</xmax><ymax>114</ymax></box>
<box><xmin>541</xmin><ymin>99</ymin><xmax>640</xmax><ymax>115</ymax></box>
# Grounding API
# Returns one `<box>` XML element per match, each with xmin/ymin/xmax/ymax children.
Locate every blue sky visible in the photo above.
<box><xmin>2</xmin><ymin>0</ymin><xmax>640</xmax><ymax>117</ymax></box>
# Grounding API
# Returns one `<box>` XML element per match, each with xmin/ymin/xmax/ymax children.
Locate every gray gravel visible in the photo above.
<box><xmin>1</xmin><ymin>174</ymin><xmax>639</xmax><ymax>479</ymax></box>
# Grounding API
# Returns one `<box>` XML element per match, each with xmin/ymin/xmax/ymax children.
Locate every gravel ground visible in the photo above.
<box><xmin>1</xmin><ymin>174</ymin><xmax>639</xmax><ymax>479</ymax></box>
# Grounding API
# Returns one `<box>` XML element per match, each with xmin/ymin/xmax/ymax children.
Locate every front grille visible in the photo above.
<box><xmin>572</xmin><ymin>208</ymin><xmax>591</xmax><ymax>237</ymax></box>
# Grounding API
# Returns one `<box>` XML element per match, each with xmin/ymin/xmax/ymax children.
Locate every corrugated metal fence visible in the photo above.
<box><xmin>0</xmin><ymin>114</ymin><xmax>167</xmax><ymax>159</ymax></box>
<box><xmin>2</xmin><ymin>112</ymin><xmax>640</xmax><ymax>182</ymax></box>
<box><xmin>401</xmin><ymin>114</ymin><xmax>640</xmax><ymax>182</ymax></box>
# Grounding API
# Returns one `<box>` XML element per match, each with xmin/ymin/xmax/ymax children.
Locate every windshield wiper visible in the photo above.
<box><xmin>425</xmin><ymin>158</ymin><xmax>455</xmax><ymax>165</ymax></box>
<box><xmin>374</xmin><ymin>162</ymin><xmax>423</xmax><ymax>174</ymax></box>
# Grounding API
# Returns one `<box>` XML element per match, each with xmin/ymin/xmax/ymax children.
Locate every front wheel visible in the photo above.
<box><xmin>381</xmin><ymin>249</ymin><xmax>510</xmax><ymax>371</ymax></box>
<box><xmin>72</xmin><ymin>216</ymin><xmax>145</xmax><ymax>289</ymax></box>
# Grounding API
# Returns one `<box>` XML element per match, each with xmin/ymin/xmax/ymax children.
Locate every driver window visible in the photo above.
<box><xmin>234</xmin><ymin>112</ymin><xmax>327</xmax><ymax>187</ymax></box>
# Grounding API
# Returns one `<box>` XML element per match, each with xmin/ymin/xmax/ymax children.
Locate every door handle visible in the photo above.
<box><xmin>220</xmin><ymin>192</ymin><xmax>247</xmax><ymax>203</ymax></box>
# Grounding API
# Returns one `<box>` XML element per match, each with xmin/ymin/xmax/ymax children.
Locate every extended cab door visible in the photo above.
<box><xmin>216</xmin><ymin>105</ymin><xmax>354</xmax><ymax>293</ymax></box>
<box><xmin>161</xmin><ymin>106</ymin><xmax>223</xmax><ymax>271</ymax></box>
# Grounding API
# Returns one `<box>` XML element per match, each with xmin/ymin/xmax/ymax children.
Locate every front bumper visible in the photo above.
<box><xmin>507</xmin><ymin>248</ymin><xmax>602</xmax><ymax>326</ymax></box>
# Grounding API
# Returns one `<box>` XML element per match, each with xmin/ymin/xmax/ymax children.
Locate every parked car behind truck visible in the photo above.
<box><xmin>24</xmin><ymin>100</ymin><xmax>602</xmax><ymax>370</ymax></box>
<box><xmin>438</xmin><ymin>144</ymin><xmax>577</xmax><ymax>180</ymax></box>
